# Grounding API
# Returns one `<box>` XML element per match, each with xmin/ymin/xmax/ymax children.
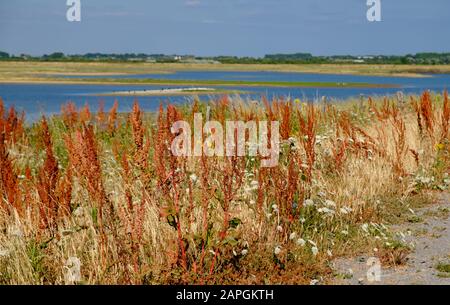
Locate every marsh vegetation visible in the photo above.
<box><xmin>0</xmin><ymin>91</ymin><xmax>448</xmax><ymax>284</ymax></box>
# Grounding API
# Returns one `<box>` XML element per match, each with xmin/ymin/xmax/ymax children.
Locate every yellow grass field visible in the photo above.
<box><xmin>2</xmin><ymin>61</ymin><xmax>450</xmax><ymax>85</ymax></box>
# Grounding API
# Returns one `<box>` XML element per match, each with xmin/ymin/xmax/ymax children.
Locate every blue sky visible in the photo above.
<box><xmin>0</xmin><ymin>0</ymin><xmax>449</xmax><ymax>56</ymax></box>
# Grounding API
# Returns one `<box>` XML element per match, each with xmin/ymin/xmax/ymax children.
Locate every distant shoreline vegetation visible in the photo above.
<box><xmin>1</xmin><ymin>51</ymin><xmax>450</xmax><ymax>65</ymax></box>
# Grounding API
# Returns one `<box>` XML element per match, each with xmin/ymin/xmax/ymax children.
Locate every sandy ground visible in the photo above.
<box><xmin>95</xmin><ymin>87</ymin><xmax>219</xmax><ymax>96</ymax></box>
<box><xmin>332</xmin><ymin>192</ymin><xmax>450</xmax><ymax>285</ymax></box>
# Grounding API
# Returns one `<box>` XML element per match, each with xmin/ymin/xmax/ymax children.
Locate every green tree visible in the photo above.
<box><xmin>0</xmin><ymin>51</ymin><xmax>10</xmax><ymax>59</ymax></box>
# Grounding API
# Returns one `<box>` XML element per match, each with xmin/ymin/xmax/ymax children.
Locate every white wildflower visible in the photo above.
<box><xmin>250</xmin><ymin>180</ymin><xmax>259</xmax><ymax>189</ymax></box>
<box><xmin>277</xmin><ymin>225</ymin><xmax>283</xmax><ymax>232</ymax></box>
<box><xmin>189</xmin><ymin>173</ymin><xmax>198</xmax><ymax>183</ymax></box>
<box><xmin>340</xmin><ymin>207</ymin><xmax>353</xmax><ymax>215</ymax></box>
<box><xmin>274</xmin><ymin>246</ymin><xmax>282</xmax><ymax>255</ymax></box>
<box><xmin>241</xmin><ymin>249</ymin><xmax>248</xmax><ymax>256</ymax></box>
<box><xmin>272</xmin><ymin>204</ymin><xmax>279</xmax><ymax>214</ymax></box>
<box><xmin>324</xmin><ymin>200</ymin><xmax>336</xmax><ymax>208</ymax></box>
<box><xmin>304</xmin><ymin>199</ymin><xmax>314</xmax><ymax>207</ymax></box>
<box><xmin>318</xmin><ymin>207</ymin><xmax>335</xmax><ymax>215</ymax></box>
<box><xmin>289</xmin><ymin>232</ymin><xmax>297</xmax><ymax>240</ymax></box>
<box><xmin>361</xmin><ymin>223</ymin><xmax>369</xmax><ymax>233</ymax></box>
<box><xmin>296</xmin><ymin>238</ymin><xmax>306</xmax><ymax>246</ymax></box>
<box><xmin>311</xmin><ymin>246</ymin><xmax>319</xmax><ymax>256</ymax></box>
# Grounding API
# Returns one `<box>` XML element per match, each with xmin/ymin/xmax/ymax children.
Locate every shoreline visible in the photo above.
<box><xmin>0</xmin><ymin>78</ymin><xmax>400</xmax><ymax>89</ymax></box>
<box><xmin>93</xmin><ymin>87</ymin><xmax>245</xmax><ymax>96</ymax></box>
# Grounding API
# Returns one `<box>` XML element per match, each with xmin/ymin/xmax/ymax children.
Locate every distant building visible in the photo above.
<box><xmin>20</xmin><ymin>54</ymin><xmax>31</xmax><ymax>60</ymax></box>
<box><xmin>127</xmin><ymin>58</ymin><xmax>143</xmax><ymax>62</ymax></box>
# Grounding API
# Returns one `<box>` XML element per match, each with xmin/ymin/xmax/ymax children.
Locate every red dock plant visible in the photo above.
<box><xmin>36</xmin><ymin>118</ymin><xmax>60</xmax><ymax>231</ymax></box>
<box><xmin>412</xmin><ymin>91</ymin><xmax>435</xmax><ymax>140</ymax></box>
<box><xmin>36</xmin><ymin>118</ymin><xmax>72</xmax><ymax>233</ymax></box>
<box><xmin>0</xmin><ymin>132</ymin><xmax>22</xmax><ymax>215</ymax></box>
<box><xmin>65</xmin><ymin>124</ymin><xmax>110</xmax><ymax>238</ymax></box>
<box><xmin>0</xmin><ymin>98</ymin><xmax>24</xmax><ymax>215</ymax></box>
<box><xmin>298</xmin><ymin>104</ymin><xmax>317</xmax><ymax>184</ymax></box>
<box><xmin>108</xmin><ymin>100</ymin><xmax>119</xmax><ymax>134</ymax></box>
<box><xmin>0</xmin><ymin>98</ymin><xmax>24</xmax><ymax>143</ymax></box>
<box><xmin>61</xmin><ymin>102</ymin><xmax>79</xmax><ymax>128</ymax></box>
<box><xmin>129</xmin><ymin>101</ymin><xmax>150</xmax><ymax>174</ymax></box>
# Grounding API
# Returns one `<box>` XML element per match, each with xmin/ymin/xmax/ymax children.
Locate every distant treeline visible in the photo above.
<box><xmin>1</xmin><ymin>51</ymin><xmax>450</xmax><ymax>65</ymax></box>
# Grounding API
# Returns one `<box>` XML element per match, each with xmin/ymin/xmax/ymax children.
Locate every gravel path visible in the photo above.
<box><xmin>332</xmin><ymin>193</ymin><xmax>450</xmax><ymax>285</ymax></box>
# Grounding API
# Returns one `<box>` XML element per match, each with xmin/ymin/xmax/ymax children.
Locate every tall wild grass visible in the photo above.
<box><xmin>0</xmin><ymin>91</ymin><xmax>448</xmax><ymax>284</ymax></box>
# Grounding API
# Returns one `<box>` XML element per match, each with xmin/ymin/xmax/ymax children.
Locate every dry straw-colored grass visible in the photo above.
<box><xmin>0</xmin><ymin>91</ymin><xmax>448</xmax><ymax>284</ymax></box>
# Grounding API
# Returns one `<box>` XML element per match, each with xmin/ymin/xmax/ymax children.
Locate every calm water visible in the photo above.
<box><xmin>1</xmin><ymin>71</ymin><xmax>450</xmax><ymax>121</ymax></box>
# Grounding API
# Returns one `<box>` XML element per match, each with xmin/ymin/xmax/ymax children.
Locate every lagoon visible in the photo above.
<box><xmin>1</xmin><ymin>70</ymin><xmax>450</xmax><ymax>121</ymax></box>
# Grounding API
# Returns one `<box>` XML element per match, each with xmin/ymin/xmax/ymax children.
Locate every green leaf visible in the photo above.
<box><xmin>223</xmin><ymin>237</ymin><xmax>239</xmax><ymax>246</ymax></box>
<box><xmin>91</xmin><ymin>208</ymin><xmax>98</xmax><ymax>226</ymax></box>
<box><xmin>228</xmin><ymin>217</ymin><xmax>242</xmax><ymax>229</ymax></box>
<box><xmin>167</xmin><ymin>214</ymin><xmax>178</xmax><ymax>230</ymax></box>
